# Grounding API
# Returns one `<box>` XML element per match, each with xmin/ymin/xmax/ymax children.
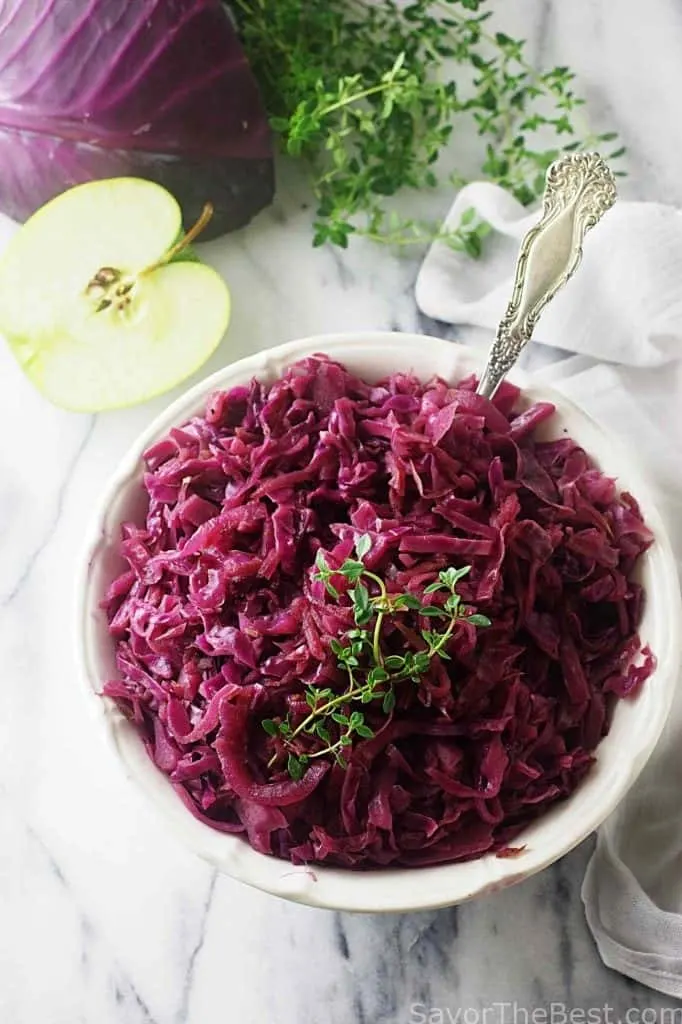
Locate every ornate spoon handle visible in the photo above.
<box><xmin>476</xmin><ymin>152</ymin><xmax>616</xmax><ymax>399</ymax></box>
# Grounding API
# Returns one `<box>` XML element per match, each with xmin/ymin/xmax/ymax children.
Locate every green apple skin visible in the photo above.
<box><xmin>0</xmin><ymin>178</ymin><xmax>231</xmax><ymax>412</ymax></box>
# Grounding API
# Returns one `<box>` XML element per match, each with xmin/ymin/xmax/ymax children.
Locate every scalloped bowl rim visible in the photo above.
<box><xmin>75</xmin><ymin>332</ymin><xmax>681</xmax><ymax>912</ymax></box>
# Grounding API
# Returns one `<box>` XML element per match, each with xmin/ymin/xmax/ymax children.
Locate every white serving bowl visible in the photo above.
<box><xmin>76</xmin><ymin>332</ymin><xmax>681</xmax><ymax>912</ymax></box>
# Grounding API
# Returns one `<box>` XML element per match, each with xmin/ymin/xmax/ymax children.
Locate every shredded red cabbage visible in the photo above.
<box><xmin>102</xmin><ymin>355</ymin><xmax>655</xmax><ymax>868</ymax></box>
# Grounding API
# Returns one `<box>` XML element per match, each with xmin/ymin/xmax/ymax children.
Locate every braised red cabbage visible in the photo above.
<box><xmin>102</xmin><ymin>356</ymin><xmax>654</xmax><ymax>868</ymax></box>
<box><xmin>0</xmin><ymin>0</ymin><xmax>273</xmax><ymax>237</ymax></box>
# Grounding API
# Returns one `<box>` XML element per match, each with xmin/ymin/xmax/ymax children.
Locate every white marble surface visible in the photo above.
<box><xmin>1</xmin><ymin>1</ymin><xmax>681</xmax><ymax>1020</ymax></box>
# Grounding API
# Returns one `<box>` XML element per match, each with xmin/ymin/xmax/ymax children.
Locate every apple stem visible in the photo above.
<box><xmin>142</xmin><ymin>202</ymin><xmax>214</xmax><ymax>275</ymax></box>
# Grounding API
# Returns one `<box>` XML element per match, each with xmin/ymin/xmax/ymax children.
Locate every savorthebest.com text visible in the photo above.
<box><xmin>409</xmin><ymin>1003</ymin><xmax>682</xmax><ymax>1024</ymax></box>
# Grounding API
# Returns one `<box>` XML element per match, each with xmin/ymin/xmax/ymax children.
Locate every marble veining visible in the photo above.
<box><xmin>1</xmin><ymin>0</ymin><xmax>681</xmax><ymax>1020</ymax></box>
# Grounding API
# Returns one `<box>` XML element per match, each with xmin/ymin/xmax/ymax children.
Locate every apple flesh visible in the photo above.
<box><xmin>0</xmin><ymin>178</ymin><xmax>230</xmax><ymax>412</ymax></box>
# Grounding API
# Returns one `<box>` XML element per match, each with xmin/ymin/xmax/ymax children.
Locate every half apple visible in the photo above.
<box><xmin>0</xmin><ymin>178</ymin><xmax>231</xmax><ymax>412</ymax></box>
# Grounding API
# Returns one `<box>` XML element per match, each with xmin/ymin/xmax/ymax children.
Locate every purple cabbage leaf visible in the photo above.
<box><xmin>0</xmin><ymin>0</ymin><xmax>274</xmax><ymax>237</ymax></box>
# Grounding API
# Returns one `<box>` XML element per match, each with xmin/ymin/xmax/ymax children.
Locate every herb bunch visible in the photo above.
<box><xmin>262</xmin><ymin>535</ymin><xmax>490</xmax><ymax>779</ymax></box>
<box><xmin>232</xmin><ymin>0</ymin><xmax>624</xmax><ymax>254</ymax></box>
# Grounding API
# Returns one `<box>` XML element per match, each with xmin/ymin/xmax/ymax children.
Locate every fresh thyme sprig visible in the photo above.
<box><xmin>233</xmin><ymin>0</ymin><xmax>625</xmax><ymax>254</ymax></box>
<box><xmin>262</xmin><ymin>535</ymin><xmax>491</xmax><ymax>779</ymax></box>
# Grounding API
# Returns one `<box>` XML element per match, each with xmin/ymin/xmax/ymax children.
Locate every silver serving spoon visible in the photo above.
<box><xmin>476</xmin><ymin>152</ymin><xmax>617</xmax><ymax>400</ymax></box>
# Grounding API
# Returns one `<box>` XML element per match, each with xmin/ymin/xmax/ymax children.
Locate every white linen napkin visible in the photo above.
<box><xmin>416</xmin><ymin>185</ymin><xmax>682</xmax><ymax>997</ymax></box>
<box><xmin>416</xmin><ymin>183</ymin><xmax>682</xmax><ymax>367</ymax></box>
